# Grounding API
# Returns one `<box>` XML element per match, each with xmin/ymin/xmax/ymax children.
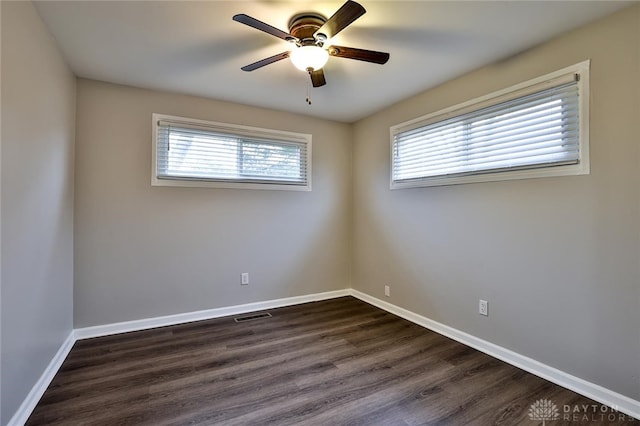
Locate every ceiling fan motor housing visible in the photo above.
<box><xmin>288</xmin><ymin>13</ymin><xmax>327</xmax><ymax>46</ymax></box>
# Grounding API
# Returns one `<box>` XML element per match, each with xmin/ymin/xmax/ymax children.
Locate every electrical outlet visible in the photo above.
<box><xmin>241</xmin><ymin>272</ymin><xmax>249</xmax><ymax>285</ymax></box>
<box><xmin>479</xmin><ymin>299</ymin><xmax>488</xmax><ymax>316</ymax></box>
<box><xmin>384</xmin><ymin>285</ymin><xmax>390</xmax><ymax>297</ymax></box>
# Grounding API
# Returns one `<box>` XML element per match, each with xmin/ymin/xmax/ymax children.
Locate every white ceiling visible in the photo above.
<box><xmin>34</xmin><ymin>1</ymin><xmax>631</xmax><ymax>123</ymax></box>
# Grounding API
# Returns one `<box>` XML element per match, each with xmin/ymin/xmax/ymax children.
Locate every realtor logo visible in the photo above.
<box><xmin>529</xmin><ymin>399</ymin><xmax>560</xmax><ymax>425</ymax></box>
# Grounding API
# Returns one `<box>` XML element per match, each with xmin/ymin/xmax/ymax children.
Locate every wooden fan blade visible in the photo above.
<box><xmin>310</xmin><ymin>69</ymin><xmax>326</xmax><ymax>87</ymax></box>
<box><xmin>241</xmin><ymin>51</ymin><xmax>290</xmax><ymax>71</ymax></box>
<box><xmin>314</xmin><ymin>1</ymin><xmax>366</xmax><ymax>39</ymax></box>
<box><xmin>233</xmin><ymin>14</ymin><xmax>297</xmax><ymax>42</ymax></box>
<box><xmin>328</xmin><ymin>45</ymin><xmax>389</xmax><ymax>64</ymax></box>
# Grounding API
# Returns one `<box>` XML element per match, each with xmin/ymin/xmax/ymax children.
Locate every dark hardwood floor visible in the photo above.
<box><xmin>27</xmin><ymin>297</ymin><xmax>638</xmax><ymax>425</ymax></box>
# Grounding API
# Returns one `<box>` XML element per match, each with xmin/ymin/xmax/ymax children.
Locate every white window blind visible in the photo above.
<box><xmin>152</xmin><ymin>114</ymin><xmax>311</xmax><ymax>190</ymax></box>
<box><xmin>391</xmin><ymin>61</ymin><xmax>589</xmax><ymax>188</ymax></box>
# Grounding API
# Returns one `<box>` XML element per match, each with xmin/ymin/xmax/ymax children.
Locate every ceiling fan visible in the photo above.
<box><xmin>233</xmin><ymin>0</ymin><xmax>390</xmax><ymax>88</ymax></box>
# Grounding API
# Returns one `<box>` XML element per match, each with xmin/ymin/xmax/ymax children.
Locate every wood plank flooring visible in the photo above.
<box><xmin>27</xmin><ymin>297</ymin><xmax>639</xmax><ymax>425</ymax></box>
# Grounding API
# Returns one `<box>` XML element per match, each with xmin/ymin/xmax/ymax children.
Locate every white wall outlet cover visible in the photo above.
<box><xmin>479</xmin><ymin>299</ymin><xmax>488</xmax><ymax>316</ymax></box>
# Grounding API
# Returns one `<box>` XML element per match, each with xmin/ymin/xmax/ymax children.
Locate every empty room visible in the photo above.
<box><xmin>1</xmin><ymin>1</ymin><xmax>639</xmax><ymax>425</ymax></box>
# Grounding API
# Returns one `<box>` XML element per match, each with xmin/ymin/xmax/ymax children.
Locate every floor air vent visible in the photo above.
<box><xmin>234</xmin><ymin>312</ymin><xmax>272</xmax><ymax>323</ymax></box>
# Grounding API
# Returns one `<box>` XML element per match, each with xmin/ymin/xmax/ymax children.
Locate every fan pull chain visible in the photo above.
<box><xmin>306</xmin><ymin>72</ymin><xmax>312</xmax><ymax>105</ymax></box>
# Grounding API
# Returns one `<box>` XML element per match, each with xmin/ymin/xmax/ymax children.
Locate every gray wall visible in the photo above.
<box><xmin>352</xmin><ymin>4</ymin><xmax>640</xmax><ymax>400</ymax></box>
<box><xmin>0</xmin><ymin>2</ymin><xmax>76</xmax><ymax>424</ymax></box>
<box><xmin>74</xmin><ymin>80</ymin><xmax>352</xmax><ymax>327</ymax></box>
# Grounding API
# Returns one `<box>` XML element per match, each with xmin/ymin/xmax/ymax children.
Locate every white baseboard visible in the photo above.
<box><xmin>74</xmin><ymin>289</ymin><xmax>350</xmax><ymax>340</ymax></box>
<box><xmin>350</xmin><ymin>289</ymin><xmax>640</xmax><ymax>421</ymax></box>
<box><xmin>7</xmin><ymin>331</ymin><xmax>76</xmax><ymax>426</ymax></box>
<box><xmin>10</xmin><ymin>288</ymin><xmax>639</xmax><ymax>424</ymax></box>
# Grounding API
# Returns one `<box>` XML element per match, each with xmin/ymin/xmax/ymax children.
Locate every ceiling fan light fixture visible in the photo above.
<box><xmin>234</xmin><ymin>0</ymin><xmax>389</xmax><ymax>90</ymax></box>
<box><xmin>290</xmin><ymin>45</ymin><xmax>329</xmax><ymax>72</ymax></box>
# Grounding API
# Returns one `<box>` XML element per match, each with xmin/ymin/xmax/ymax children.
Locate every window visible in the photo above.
<box><xmin>390</xmin><ymin>61</ymin><xmax>589</xmax><ymax>189</ymax></box>
<box><xmin>152</xmin><ymin>114</ymin><xmax>311</xmax><ymax>190</ymax></box>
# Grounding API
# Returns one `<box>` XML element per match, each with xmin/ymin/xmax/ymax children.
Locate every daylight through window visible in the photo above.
<box><xmin>153</xmin><ymin>114</ymin><xmax>311</xmax><ymax>190</ymax></box>
<box><xmin>390</xmin><ymin>61</ymin><xmax>589</xmax><ymax>188</ymax></box>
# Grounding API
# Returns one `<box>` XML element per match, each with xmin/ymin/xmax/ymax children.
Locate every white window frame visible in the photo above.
<box><xmin>390</xmin><ymin>60</ymin><xmax>590</xmax><ymax>189</ymax></box>
<box><xmin>152</xmin><ymin>114</ymin><xmax>312</xmax><ymax>191</ymax></box>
